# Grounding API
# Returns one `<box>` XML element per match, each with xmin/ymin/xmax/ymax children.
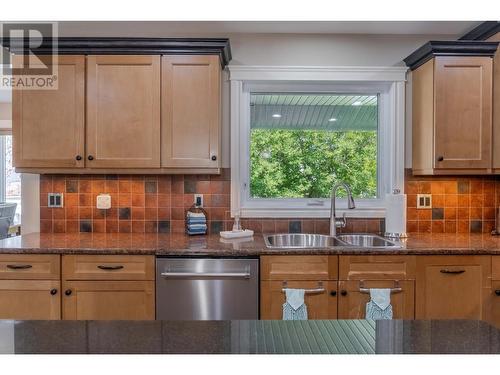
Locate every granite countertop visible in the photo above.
<box><xmin>2</xmin><ymin>232</ymin><xmax>500</xmax><ymax>256</ymax></box>
<box><xmin>0</xmin><ymin>319</ymin><xmax>498</xmax><ymax>354</ymax></box>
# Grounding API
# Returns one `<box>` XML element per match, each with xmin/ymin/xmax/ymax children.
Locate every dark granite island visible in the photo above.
<box><xmin>0</xmin><ymin>320</ymin><xmax>499</xmax><ymax>354</ymax></box>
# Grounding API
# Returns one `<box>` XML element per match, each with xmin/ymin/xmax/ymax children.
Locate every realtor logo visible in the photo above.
<box><xmin>0</xmin><ymin>22</ymin><xmax>58</xmax><ymax>89</ymax></box>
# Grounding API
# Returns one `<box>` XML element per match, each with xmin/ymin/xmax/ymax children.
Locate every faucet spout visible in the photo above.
<box><xmin>330</xmin><ymin>182</ymin><xmax>356</xmax><ymax>237</ymax></box>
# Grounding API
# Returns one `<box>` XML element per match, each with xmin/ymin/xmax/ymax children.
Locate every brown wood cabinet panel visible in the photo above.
<box><xmin>62</xmin><ymin>255</ymin><xmax>154</xmax><ymax>281</ymax></box>
<box><xmin>86</xmin><ymin>55</ymin><xmax>160</xmax><ymax>168</ymax></box>
<box><xmin>62</xmin><ymin>280</ymin><xmax>154</xmax><ymax>320</ymax></box>
<box><xmin>12</xmin><ymin>55</ymin><xmax>85</xmax><ymax>168</ymax></box>
<box><xmin>416</xmin><ymin>256</ymin><xmax>491</xmax><ymax>319</ymax></box>
<box><xmin>260</xmin><ymin>280</ymin><xmax>337</xmax><ymax>320</ymax></box>
<box><xmin>337</xmin><ymin>280</ymin><xmax>415</xmax><ymax>319</ymax></box>
<box><xmin>490</xmin><ymin>33</ymin><xmax>500</xmax><ymax>170</ymax></box>
<box><xmin>261</xmin><ymin>256</ymin><xmax>334</xmax><ymax>281</ymax></box>
<box><xmin>0</xmin><ymin>280</ymin><xmax>61</xmax><ymax>319</ymax></box>
<box><xmin>339</xmin><ymin>255</ymin><xmax>416</xmax><ymax>280</ymax></box>
<box><xmin>434</xmin><ymin>56</ymin><xmax>493</xmax><ymax>170</ymax></box>
<box><xmin>0</xmin><ymin>254</ymin><xmax>60</xmax><ymax>280</ymax></box>
<box><xmin>490</xmin><ymin>281</ymin><xmax>500</xmax><ymax>328</ymax></box>
<box><xmin>493</xmin><ymin>256</ymin><xmax>500</xmax><ymax>280</ymax></box>
<box><xmin>161</xmin><ymin>55</ymin><xmax>221</xmax><ymax>168</ymax></box>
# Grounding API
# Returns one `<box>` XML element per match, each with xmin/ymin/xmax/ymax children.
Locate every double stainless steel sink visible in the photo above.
<box><xmin>264</xmin><ymin>233</ymin><xmax>400</xmax><ymax>249</ymax></box>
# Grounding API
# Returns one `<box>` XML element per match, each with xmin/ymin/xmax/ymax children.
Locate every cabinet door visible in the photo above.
<box><xmin>161</xmin><ymin>55</ymin><xmax>220</xmax><ymax>168</ymax></box>
<box><xmin>491</xmin><ymin>281</ymin><xmax>500</xmax><ymax>328</ymax></box>
<box><xmin>260</xmin><ymin>280</ymin><xmax>337</xmax><ymax>320</ymax></box>
<box><xmin>0</xmin><ymin>280</ymin><xmax>60</xmax><ymax>319</ymax></box>
<box><xmin>86</xmin><ymin>55</ymin><xmax>160</xmax><ymax>168</ymax></box>
<box><xmin>434</xmin><ymin>56</ymin><xmax>492</xmax><ymax>169</ymax></box>
<box><xmin>337</xmin><ymin>280</ymin><xmax>415</xmax><ymax>319</ymax></box>
<box><xmin>12</xmin><ymin>55</ymin><xmax>85</xmax><ymax>168</ymax></box>
<box><xmin>416</xmin><ymin>256</ymin><xmax>491</xmax><ymax>319</ymax></box>
<box><xmin>62</xmin><ymin>280</ymin><xmax>154</xmax><ymax>320</ymax></box>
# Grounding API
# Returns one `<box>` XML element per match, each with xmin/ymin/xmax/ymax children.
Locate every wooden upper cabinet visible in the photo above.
<box><xmin>86</xmin><ymin>55</ymin><xmax>161</xmax><ymax>168</ymax></box>
<box><xmin>489</xmin><ymin>33</ymin><xmax>500</xmax><ymax>170</ymax></box>
<box><xmin>415</xmin><ymin>256</ymin><xmax>492</xmax><ymax>320</ymax></box>
<box><xmin>412</xmin><ymin>56</ymin><xmax>493</xmax><ymax>174</ymax></box>
<box><xmin>161</xmin><ymin>55</ymin><xmax>221</xmax><ymax>168</ymax></box>
<box><xmin>12</xmin><ymin>55</ymin><xmax>85</xmax><ymax>168</ymax></box>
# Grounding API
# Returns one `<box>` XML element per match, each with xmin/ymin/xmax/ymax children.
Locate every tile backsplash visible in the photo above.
<box><xmin>39</xmin><ymin>170</ymin><xmax>385</xmax><ymax>235</ymax></box>
<box><xmin>405</xmin><ymin>169</ymin><xmax>500</xmax><ymax>234</ymax></box>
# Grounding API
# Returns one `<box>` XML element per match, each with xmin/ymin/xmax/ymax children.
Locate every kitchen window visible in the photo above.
<box><xmin>229</xmin><ymin>66</ymin><xmax>407</xmax><ymax>218</ymax></box>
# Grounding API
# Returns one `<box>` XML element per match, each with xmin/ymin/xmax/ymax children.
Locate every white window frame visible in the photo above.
<box><xmin>229</xmin><ymin>66</ymin><xmax>407</xmax><ymax>219</ymax></box>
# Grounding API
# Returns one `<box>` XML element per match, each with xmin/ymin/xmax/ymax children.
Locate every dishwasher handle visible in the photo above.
<box><xmin>160</xmin><ymin>271</ymin><xmax>251</xmax><ymax>279</ymax></box>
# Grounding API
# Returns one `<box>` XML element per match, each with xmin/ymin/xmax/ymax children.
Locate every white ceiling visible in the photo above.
<box><xmin>58</xmin><ymin>21</ymin><xmax>480</xmax><ymax>37</ymax></box>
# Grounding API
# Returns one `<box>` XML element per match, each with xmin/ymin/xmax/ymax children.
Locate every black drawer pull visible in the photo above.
<box><xmin>440</xmin><ymin>269</ymin><xmax>465</xmax><ymax>274</ymax></box>
<box><xmin>330</xmin><ymin>290</ymin><xmax>337</xmax><ymax>297</ymax></box>
<box><xmin>437</xmin><ymin>156</ymin><xmax>444</xmax><ymax>162</ymax></box>
<box><xmin>97</xmin><ymin>265</ymin><xmax>124</xmax><ymax>271</ymax></box>
<box><xmin>495</xmin><ymin>290</ymin><xmax>500</xmax><ymax>296</ymax></box>
<box><xmin>6</xmin><ymin>264</ymin><xmax>33</xmax><ymax>270</ymax></box>
<box><xmin>88</xmin><ymin>155</ymin><xmax>94</xmax><ymax>161</ymax></box>
<box><xmin>76</xmin><ymin>155</ymin><xmax>82</xmax><ymax>161</ymax></box>
<box><xmin>65</xmin><ymin>289</ymin><xmax>72</xmax><ymax>296</ymax></box>
<box><xmin>50</xmin><ymin>288</ymin><xmax>58</xmax><ymax>295</ymax></box>
<box><xmin>340</xmin><ymin>290</ymin><xmax>348</xmax><ymax>296</ymax></box>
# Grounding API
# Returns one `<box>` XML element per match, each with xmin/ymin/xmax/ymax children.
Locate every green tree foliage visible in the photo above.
<box><xmin>250</xmin><ymin>129</ymin><xmax>377</xmax><ymax>199</ymax></box>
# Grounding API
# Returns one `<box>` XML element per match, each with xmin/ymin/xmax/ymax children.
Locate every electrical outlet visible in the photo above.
<box><xmin>96</xmin><ymin>194</ymin><xmax>111</xmax><ymax>209</ymax></box>
<box><xmin>47</xmin><ymin>193</ymin><xmax>63</xmax><ymax>208</ymax></box>
<box><xmin>416</xmin><ymin>194</ymin><xmax>432</xmax><ymax>209</ymax></box>
<box><xmin>194</xmin><ymin>194</ymin><xmax>203</xmax><ymax>207</ymax></box>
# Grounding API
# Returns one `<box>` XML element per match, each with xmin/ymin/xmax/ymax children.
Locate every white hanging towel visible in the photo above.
<box><xmin>365</xmin><ymin>288</ymin><xmax>393</xmax><ymax>320</ymax></box>
<box><xmin>282</xmin><ymin>289</ymin><xmax>308</xmax><ymax>320</ymax></box>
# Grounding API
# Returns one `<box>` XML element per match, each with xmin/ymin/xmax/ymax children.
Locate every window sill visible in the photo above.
<box><xmin>238</xmin><ymin>207</ymin><xmax>386</xmax><ymax>219</ymax></box>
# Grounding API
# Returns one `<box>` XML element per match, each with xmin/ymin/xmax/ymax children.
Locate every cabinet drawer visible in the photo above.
<box><xmin>260</xmin><ymin>280</ymin><xmax>337</xmax><ymax>320</ymax></box>
<box><xmin>339</xmin><ymin>255</ymin><xmax>416</xmax><ymax>280</ymax></box>
<box><xmin>0</xmin><ymin>254</ymin><xmax>60</xmax><ymax>280</ymax></box>
<box><xmin>62</xmin><ymin>255</ymin><xmax>155</xmax><ymax>281</ymax></box>
<box><xmin>492</xmin><ymin>257</ymin><xmax>500</xmax><ymax>280</ymax></box>
<box><xmin>261</xmin><ymin>256</ymin><xmax>337</xmax><ymax>281</ymax></box>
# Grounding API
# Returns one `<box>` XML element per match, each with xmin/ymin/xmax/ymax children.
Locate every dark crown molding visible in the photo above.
<box><xmin>1</xmin><ymin>37</ymin><xmax>232</xmax><ymax>68</ymax></box>
<box><xmin>459</xmin><ymin>21</ymin><xmax>500</xmax><ymax>41</ymax></box>
<box><xmin>403</xmin><ymin>40</ymin><xmax>499</xmax><ymax>70</ymax></box>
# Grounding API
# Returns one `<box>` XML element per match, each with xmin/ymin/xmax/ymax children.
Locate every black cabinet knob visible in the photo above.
<box><xmin>76</xmin><ymin>155</ymin><xmax>82</xmax><ymax>161</ymax></box>
<box><xmin>330</xmin><ymin>290</ymin><xmax>337</xmax><ymax>297</ymax></box>
<box><xmin>437</xmin><ymin>156</ymin><xmax>444</xmax><ymax>162</ymax></box>
<box><xmin>495</xmin><ymin>290</ymin><xmax>500</xmax><ymax>296</ymax></box>
<box><xmin>65</xmin><ymin>289</ymin><xmax>72</xmax><ymax>296</ymax></box>
<box><xmin>340</xmin><ymin>290</ymin><xmax>347</xmax><ymax>296</ymax></box>
<box><xmin>87</xmin><ymin>155</ymin><xmax>94</xmax><ymax>161</ymax></box>
<box><xmin>211</xmin><ymin>155</ymin><xmax>217</xmax><ymax>161</ymax></box>
<box><xmin>50</xmin><ymin>288</ymin><xmax>58</xmax><ymax>295</ymax></box>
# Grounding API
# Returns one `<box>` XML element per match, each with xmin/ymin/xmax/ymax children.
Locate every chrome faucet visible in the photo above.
<box><xmin>330</xmin><ymin>182</ymin><xmax>356</xmax><ymax>236</ymax></box>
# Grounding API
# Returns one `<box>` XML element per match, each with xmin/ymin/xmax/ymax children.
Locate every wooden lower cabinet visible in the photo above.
<box><xmin>0</xmin><ymin>280</ymin><xmax>61</xmax><ymax>320</ymax></box>
<box><xmin>337</xmin><ymin>280</ymin><xmax>415</xmax><ymax>319</ymax></box>
<box><xmin>62</xmin><ymin>281</ymin><xmax>155</xmax><ymax>320</ymax></box>
<box><xmin>416</xmin><ymin>256</ymin><xmax>491</xmax><ymax>319</ymax></box>
<box><xmin>490</xmin><ymin>281</ymin><xmax>500</xmax><ymax>328</ymax></box>
<box><xmin>260</xmin><ymin>280</ymin><xmax>337</xmax><ymax>319</ymax></box>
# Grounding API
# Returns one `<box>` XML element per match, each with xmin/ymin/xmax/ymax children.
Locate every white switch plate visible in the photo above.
<box><xmin>417</xmin><ymin>194</ymin><xmax>432</xmax><ymax>209</ymax></box>
<box><xmin>194</xmin><ymin>194</ymin><xmax>203</xmax><ymax>207</ymax></box>
<box><xmin>96</xmin><ymin>194</ymin><xmax>111</xmax><ymax>209</ymax></box>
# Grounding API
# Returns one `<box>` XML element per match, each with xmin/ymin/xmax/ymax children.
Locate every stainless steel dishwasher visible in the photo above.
<box><xmin>156</xmin><ymin>258</ymin><xmax>259</xmax><ymax>320</ymax></box>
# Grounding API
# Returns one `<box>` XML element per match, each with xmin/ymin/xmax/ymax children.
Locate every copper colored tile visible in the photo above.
<box><xmin>275</xmin><ymin>220</ymin><xmax>289</xmax><ymax>233</ymax></box>
<box><xmin>145</xmin><ymin>194</ymin><xmax>158</xmax><ymax>208</ymax></box>
<box><xmin>171</xmin><ymin>194</ymin><xmax>184</xmax><ymax>208</ymax></box>
<box><xmin>171</xmin><ymin>207</ymin><xmax>185</xmax><ymax>220</ymax></box>
<box><xmin>457</xmin><ymin>220</ymin><xmax>470</xmax><ymax>233</ymax></box>
<box><xmin>431</xmin><ymin>220</ymin><xmax>444</xmax><ymax>233</ymax></box>
<box><xmin>431</xmin><ymin>181</ymin><xmax>446</xmax><ymax>194</ymax></box>
<box><xmin>470</xmin><ymin>179</ymin><xmax>483</xmax><ymax>194</ymax></box>
<box><xmin>40</xmin><ymin>179</ymin><xmax>53</xmax><ymax>193</ymax></box>
<box><xmin>66</xmin><ymin>220</ymin><xmax>79</xmax><ymax>233</ymax></box>
<box><xmin>52</xmin><ymin>208</ymin><xmax>65</xmax><ymax>220</ymax></box>
<box><xmin>183</xmin><ymin>194</ymin><xmax>194</xmax><ymax>208</ymax></box>
<box><xmin>40</xmin><ymin>220</ymin><xmax>53</xmax><ymax>233</ymax></box>
<box><xmin>432</xmin><ymin>195</ymin><xmax>444</xmax><ymax>207</ymax></box>
<box><xmin>40</xmin><ymin>193</ymin><xmax>49</xmax><ymax>207</ymax></box>
<box><xmin>470</xmin><ymin>194</ymin><xmax>484</xmax><ymax>207</ymax></box>
<box><xmin>93</xmin><ymin>208</ymin><xmax>106</xmax><ymax>220</ymax></box>
<box><xmin>91</xmin><ymin>180</ymin><xmax>105</xmax><ymax>193</ymax></box>
<box><xmin>443</xmin><ymin>181</ymin><xmax>458</xmax><ymax>194</ymax></box>
<box><xmin>470</xmin><ymin>207</ymin><xmax>482</xmax><ymax>220</ymax></box>
<box><xmin>483</xmin><ymin>220</ymin><xmax>495</xmax><ymax>233</ymax></box>
<box><xmin>457</xmin><ymin>195</ymin><xmax>470</xmax><ymax>207</ymax></box>
<box><xmin>158</xmin><ymin>208</ymin><xmax>171</xmax><ymax>220</ymax></box>
<box><xmin>132</xmin><ymin>194</ymin><xmax>145</xmax><ymax>207</ymax></box>
<box><xmin>106</xmin><ymin>220</ymin><xmax>119</xmax><ymax>233</ymax></box>
<box><xmin>406</xmin><ymin>182</ymin><xmax>419</xmax><ymax>195</ymax></box>
<box><xmin>484</xmin><ymin>194</ymin><xmax>495</xmax><ymax>207</ymax></box>
<box><xmin>132</xmin><ymin>221</ymin><xmax>145</xmax><ymax>233</ymax></box>
<box><xmin>314</xmin><ymin>219</ymin><xmax>329</xmax><ymax>235</ymax></box>
<box><xmin>171</xmin><ymin>220</ymin><xmax>185</xmax><ymax>233</ymax></box>
<box><xmin>417</xmin><ymin>209</ymin><xmax>432</xmax><ymax>220</ymax></box>
<box><xmin>444</xmin><ymin>194</ymin><xmax>458</xmax><ymax>207</ymax></box>
<box><xmin>118</xmin><ymin>221</ymin><xmax>131</xmax><ymax>233</ymax></box>
<box><xmin>261</xmin><ymin>219</ymin><xmax>276</xmax><ymax>234</ymax></box>
<box><xmin>93</xmin><ymin>220</ymin><xmax>105</xmax><ymax>233</ymax></box>
<box><xmin>40</xmin><ymin>207</ymin><xmax>52</xmax><ymax>220</ymax></box>
<box><xmin>118</xmin><ymin>180</ymin><xmax>131</xmax><ymax>193</ymax></box>
<box><xmin>132</xmin><ymin>207</ymin><xmax>145</xmax><ymax>220</ymax></box>
<box><xmin>407</xmin><ymin>208</ymin><xmax>418</xmax><ymax>221</ymax></box>
<box><xmin>53</xmin><ymin>220</ymin><xmax>66</xmax><ymax>233</ymax></box>
<box><xmin>484</xmin><ymin>207</ymin><xmax>496</xmax><ymax>220</ymax></box>
<box><xmin>246</xmin><ymin>220</ymin><xmax>263</xmax><ymax>233</ymax></box>
<box><xmin>145</xmin><ymin>208</ymin><xmax>158</xmax><ymax>220</ymax></box>
<box><xmin>211</xmin><ymin>194</ymin><xmax>229</xmax><ymax>208</ymax></box>
<box><xmin>195</xmin><ymin>181</ymin><xmax>211</xmax><ymax>194</ymax></box>
<box><xmin>203</xmin><ymin>195</ymin><xmax>212</xmax><ymax>208</ymax></box>
<box><xmin>118</xmin><ymin>194</ymin><xmax>132</xmax><ymax>207</ymax></box>
<box><xmin>366</xmin><ymin>220</ymin><xmax>380</xmax><ymax>234</ymax></box>
<box><xmin>444</xmin><ymin>221</ymin><xmax>457</xmax><ymax>233</ymax></box>
<box><xmin>457</xmin><ymin>208</ymin><xmax>469</xmax><ymax>220</ymax></box>
<box><xmin>145</xmin><ymin>221</ymin><xmax>158</xmax><ymax>233</ymax></box>
<box><xmin>79</xmin><ymin>207</ymin><xmax>92</xmax><ymax>220</ymax></box>
<box><xmin>79</xmin><ymin>180</ymin><xmax>92</xmax><ymax>193</ymax></box>
<box><xmin>158</xmin><ymin>176</ymin><xmax>171</xmax><ymax>194</ymax></box>
<box><xmin>65</xmin><ymin>193</ymin><xmax>79</xmax><ymax>207</ymax></box>
<box><xmin>484</xmin><ymin>180</ymin><xmax>495</xmax><ymax>194</ymax></box>
<box><xmin>106</xmin><ymin>208</ymin><xmax>118</xmax><ymax>220</ymax></box>
<box><xmin>407</xmin><ymin>194</ymin><xmax>417</xmax><ymax>208</ymax></box>
<box><xmin>407</xmin><ymin>221</ymin><xmax>418</xmax><ymax>233</ymax></box>
<box><xmin>210</xmin><ymin>208</ymin><xmax>226</xmax><ymax>221</ymax></box>
<box><xmin>66</xmin><ymin>207</ymin><xmax>79</xmax><ymax>220</ymax></box>
<box><xmin>302</xmin><ymin>220</ymin><xmax>315</xmax><ymax>233</ymax></box>
<box><xmin>79</xmin><ymin>194</ymin><xmax>92</xmax><ymax>207</ymax></box>
<box><xmin>418</xmin><ymin>182</ymin><xmax>431</xmax><ymax>194</ymax></box>
<box><xmin>106</xmin><ymin>180</ymin><xmax>119</xmax><ymax>193</ymax></box>
<box><xmin>171</xmin><ymin>176</ymin><xmax>184</xmax><ymax>194</ymax></box>
<box><xmin>131</xmin><ymin>180</ymin><xmax>145</xmax><ymax>194</ymax></box>
<box><xmin>53</xmin><ymin>177</ymin><xmax>65</xmax><ymax>193</ymax></box>
<box><xmin>158</xmin><ymin>194</ymin><xmax>171</xmax><ymax>208</ymax></box>
<box><xmin>418</xmin><ymin>221</ymin><xmax>431</xmax><ymax>233</ymax></box>
<box><xmin>444</xmin><ymin>207</ymin><xmax>457</xmax><ymax>220</ymax></box>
